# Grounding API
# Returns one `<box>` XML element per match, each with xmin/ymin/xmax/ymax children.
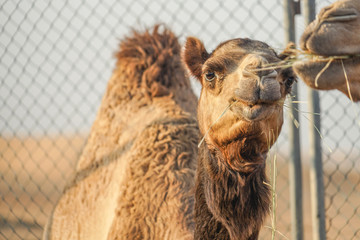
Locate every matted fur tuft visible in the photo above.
<box><xmin>116</xmin><ymin>25</ymin><xmax>189</xmax><ymax>97</ymax></box>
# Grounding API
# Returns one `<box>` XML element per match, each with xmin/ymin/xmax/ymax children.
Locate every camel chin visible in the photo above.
<box><xmin>293</xmin><ymin>57</ymin><xmax>360</xmax><ymax>101</ymax></box>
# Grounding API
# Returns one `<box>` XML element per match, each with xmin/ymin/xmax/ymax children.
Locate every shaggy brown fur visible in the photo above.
<box><xmin>183</xmin><ymin>37</ymin><xmax>295</xmax><ymax>240</ymax></box>
<box><xmin>44</xmin><ymin>25</ymin><xmax>199</xmax><ymax>240</ymax></box>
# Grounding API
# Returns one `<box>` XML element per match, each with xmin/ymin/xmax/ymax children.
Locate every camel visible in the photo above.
<box><xmin>183</xmin><ymin>37</ymin><xmax>296</xmax><ymax>239</ymax></box>
<box><xmin>43</xmin><ymin>25</ymin><xmax>199</xmax><ymax>240</ymax></box>
<box><xmin>293</xmin><ymin>0</ymin><xmax>360</xmax><ymax>101</ymax></box>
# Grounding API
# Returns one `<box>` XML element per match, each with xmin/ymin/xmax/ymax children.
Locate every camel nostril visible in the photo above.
<box><xmin>260</xmin><ymin>71</ymin><xmax>277</xmax><ymax>86</ymax></box>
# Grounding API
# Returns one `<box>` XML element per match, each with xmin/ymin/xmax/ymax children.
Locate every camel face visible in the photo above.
<box><xmin>301</xmin><ymin>0</ymin><xmax>360</xmax><ymax>56</ymax></box>
<box><xmin>293</xmin><ymin>0</ymin><xmax>360</xmax><ymax>101</ymax></box>
<box><xmin>184</xmin><ymin>37</ymin><xmax>295</xmax><ymax>146</ymax></box>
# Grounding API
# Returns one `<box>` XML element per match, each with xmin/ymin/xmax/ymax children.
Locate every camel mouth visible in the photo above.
<box><xmin>294</xmin><ymin>54</ymin><xmax>360</xmax><ymax>69</ymax></box>
<box><xmin>230</xmin><ymin>101</ymin><xmax>277</xmax><ymax>121</ymax></box>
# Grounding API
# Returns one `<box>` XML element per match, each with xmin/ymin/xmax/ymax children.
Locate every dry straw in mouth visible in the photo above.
<box><xmin>256</xmin><ymin>48</ymin><xmax>358</xmax><ymax>103</ymax></box>
<box><xmin>314</xmin><ymin>58</ymin><xmax>334</xmax><ymax>87</ymax></box>
<box><xmin>255</xmin><ymin>48</ymin><xmax>359</xmax><ymax>72</ymax></box>
<box><xmin>341</xmin><ymin>59</ymin><xmax>354</xmax><ymax>102</ymax></box>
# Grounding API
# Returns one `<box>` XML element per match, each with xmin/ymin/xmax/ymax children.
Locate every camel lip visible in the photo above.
<box><xmin>230</xmin><ymin>101</ymin><xmax>276</xmax><ymax>121</ymax></box>
<box><xmin>294</xmin><ymin>54</ymin><xmax>360</xmax><ymax>65</ymax></box>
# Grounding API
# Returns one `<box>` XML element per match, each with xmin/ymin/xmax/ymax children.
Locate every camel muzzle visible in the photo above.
<box><xmin>234</xmin><ymin>63</ymin><xmax>282</xmax><ymax>105</ymax></box>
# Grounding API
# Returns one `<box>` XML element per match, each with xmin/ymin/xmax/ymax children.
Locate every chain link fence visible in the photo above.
<box><xmin>1</xmin><ymin>0</ymin><xmax>359</xmax><ymax>239</ymax></box>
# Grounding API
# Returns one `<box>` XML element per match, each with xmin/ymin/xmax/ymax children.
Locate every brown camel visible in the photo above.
<box><xmin>293</xmin><ymin>0</ymin><xmax>360</xmax><ymax>101</ymax></box>
<box><xmin>183</xmin><ymin>37</ymin><xmax>295</xmax><ymax>239</ymax></box>
<box><xmin>43</xmin><ymin>26</ymin><xmax>199</xmax><ymax>240</ymax></box>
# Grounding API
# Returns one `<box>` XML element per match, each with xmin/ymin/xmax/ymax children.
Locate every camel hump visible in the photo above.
<box><xmin>116</xmin><ymin>24</ymin><xmax>186</xmax><ymax>96</ymax></box>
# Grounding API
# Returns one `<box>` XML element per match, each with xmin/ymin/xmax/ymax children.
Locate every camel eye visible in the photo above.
<box><xmin>205</xmin><ymin>72</ymin><xmax>216</xmax><ymax>82</ymax></box>
<box><xmin>285</xmin><ymin>77</ymin><xmax>295</xmax><ymax>87</ymax></box>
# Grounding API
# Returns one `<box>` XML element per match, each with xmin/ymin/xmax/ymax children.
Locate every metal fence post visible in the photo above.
<box><xmin>283</xmin><ymin>1</ymin><xmax>303</xmax><ymax>240</ymax></box>
<box><xmin>302</xmin><ymin>0</ymin><xmax>327</xmax><ymax>239</ymax></box>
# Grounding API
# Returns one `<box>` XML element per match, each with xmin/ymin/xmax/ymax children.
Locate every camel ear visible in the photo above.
<box><xmin>278</xmin><ymin>42</ymin><xmax>296</xmax><ymax>60</ymax></box>
<box><xmin>183</xmin><ymin>37</ymin><xmax>209</xmax><ymax>81</ymax></box>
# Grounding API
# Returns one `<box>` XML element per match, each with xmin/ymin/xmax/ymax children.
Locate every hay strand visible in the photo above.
<box><xmin>254</xmin><ymin>47</ymin><xmax>359</xmax><ymax>73</ymax></box>
<box><xmin>314</xmin><ymin>58</ymin><xmax>334</xmax><ymax>87</ymax></box>
<box><xmin>341</xmin><ymin>59</ymin><xmax>354</xmax><ymax>102</ymax></box>
<box><xmin>198</xmin><ymin>100</ymin><xmax>237</xmax><ymax>148</ymax></box>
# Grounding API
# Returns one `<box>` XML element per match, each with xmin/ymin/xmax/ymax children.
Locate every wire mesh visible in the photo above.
<box><xmin>312</xmin><ymin>1</ymin><xmax>360</xmax><ymax>239</ymax></box>
<box><xmin>320</xmin><ymin>90</ymin><xmax>360</xmax><ymax>239</ymax></box>
<box><xmin>0</xmin><ymin>0</ymin><xmax>359</xmax><ymax>239</ymax></box>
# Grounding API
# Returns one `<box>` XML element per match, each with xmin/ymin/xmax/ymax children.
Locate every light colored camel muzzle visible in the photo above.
<box><xmin>234</xmin><ymin>54</ymin><xmax>281</xmax><ymax>105</ymax></box>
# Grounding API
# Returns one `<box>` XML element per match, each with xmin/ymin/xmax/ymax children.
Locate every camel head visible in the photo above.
<box><xmin>183</xmin><ymin>37</ymin><xmax>295</xmax><ymax>152</ymax></box>
<box><xmin>293</xmin><ymin>0</ymin><xmax>360</xmax><ymax>101</ymax></box>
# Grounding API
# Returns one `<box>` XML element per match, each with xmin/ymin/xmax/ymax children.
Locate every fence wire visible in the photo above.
<box><xmin>0</xmin><ymin>0</ymin><xmax>359</xmax><ymax>239</ymax></box>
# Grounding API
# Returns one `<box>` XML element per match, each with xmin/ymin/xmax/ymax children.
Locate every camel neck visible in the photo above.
<box><xmin>194</xmin><ymin>143</ymin><xmax>270</xmax><ymax>240</ymax></box>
